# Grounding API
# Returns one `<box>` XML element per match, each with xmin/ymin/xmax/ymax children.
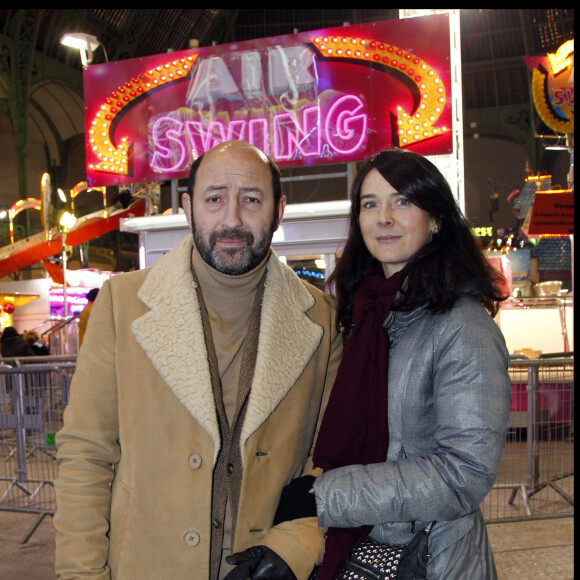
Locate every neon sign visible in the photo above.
<box><xmin>84</xmin><ymin>15</ymin><xmax>452</xmax><ymax>187</ymax></box>
<box><xmin>149</xmin><ymin>93</ymin><xmax>368</xmax><ymax>172</ymax></box>
<box><xmin>87</xmin><ymin>56</ymin><xmax>197</xmax><ymax>176</ymax></box>
<box><xmin>524</xmin><ymin>39</ymin><xmax>574</xmax><ymax>134</ymax></box>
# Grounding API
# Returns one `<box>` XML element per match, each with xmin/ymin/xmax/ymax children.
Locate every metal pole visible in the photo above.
<box><xmin>62</xmin><ymin>236</ymin><xmax>68</xmax><ymax>318</ymax></box>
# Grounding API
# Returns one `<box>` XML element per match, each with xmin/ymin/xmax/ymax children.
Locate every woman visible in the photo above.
<box><xmin>1</xmin><ymin>326</ymin><xmax>35</xmax><ymax>358</ymax></box>
<box><xmin>310</xmin><ymin>149</ymin><xmax>511</xmax><ymax>579</ymax></box>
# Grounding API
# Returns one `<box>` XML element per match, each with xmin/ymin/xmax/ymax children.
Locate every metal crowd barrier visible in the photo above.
<box><xmin>482</xmin><ymin>354</ymin><xmax>574</xmax><ymax>523</ymax></box>
<box><xmin>0</xmin><ymin>353</ymin><xmax>574</xmax><ymax>540</ymax></box>
<box><xmin>0</xmin><ymin>358</ymin><xmax>76</xmax><ymax>542</ymax></box>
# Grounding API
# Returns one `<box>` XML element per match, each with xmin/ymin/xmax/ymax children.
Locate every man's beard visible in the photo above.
<box><xmin>193</xmin><ymin>225</ymin><xmax>274</xmax><ymax>275</ymax></box>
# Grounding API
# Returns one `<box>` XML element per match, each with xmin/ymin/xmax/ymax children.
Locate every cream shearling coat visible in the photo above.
<box><xmin>54</xmin><ymin>235</ymin><xmax>342</xmax><ymax>580</ymax></box>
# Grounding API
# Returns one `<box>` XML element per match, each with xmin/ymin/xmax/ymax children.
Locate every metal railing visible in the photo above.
<box><xmin>482</xmin><ymin>354</ymin><xmax>574</xmax><ymax>523</ymax></box>
<box><xmin>0</xmin><ymin>353</ymin><xmax>574</xmax><ymax>542</ymax></box>
<box><xmin>0</xmin><ymin>359</ymin><xmax>76</xmax><ymax>542</ymax></box>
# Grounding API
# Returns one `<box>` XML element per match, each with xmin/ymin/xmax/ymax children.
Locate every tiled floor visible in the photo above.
<box><xmin>0</xmin><ymin>510</ymin><xmax>574</xmax><ymax>580</ymax></box>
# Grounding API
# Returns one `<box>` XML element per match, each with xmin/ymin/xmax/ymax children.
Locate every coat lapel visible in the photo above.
<box><xmin>241</xmin><ymin>255</ymin><xmax>323</xmax><ymax>446</ymax></box>
<box><xmin>131</xmin><ymin>236</ymin><xmax>221</xmax><ymax>451</ymax></box>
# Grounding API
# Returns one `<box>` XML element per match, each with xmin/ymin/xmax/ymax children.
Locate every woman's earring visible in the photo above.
<box><xmin>432</xmin><ymin>227</ymin><xmax>439</xmax><ymax>235</ymax></box>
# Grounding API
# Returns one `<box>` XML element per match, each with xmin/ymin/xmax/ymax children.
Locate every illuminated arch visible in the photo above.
<box><xmin>8</xmin><ymin>198</ymin><xmax>41</xmax><ymax>244</ymax></box>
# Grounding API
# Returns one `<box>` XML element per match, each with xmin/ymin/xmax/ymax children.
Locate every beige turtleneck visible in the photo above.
<box><xmin>191</xmin><ymin>246</ymin><xmax>269</xmax><ymax>425</ymax></box>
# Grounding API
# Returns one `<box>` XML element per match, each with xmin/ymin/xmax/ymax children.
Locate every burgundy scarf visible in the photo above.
<box><xmin>313</xmin><ymin>264</ymin><xmax>402</xmax><ymax>580</ymax></box>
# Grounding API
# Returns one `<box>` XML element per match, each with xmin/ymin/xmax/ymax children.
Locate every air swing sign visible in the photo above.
<box><xmin>83</xmin><ymin>15</ymin><xmax>452</xmax><ymax>187</ymax></box>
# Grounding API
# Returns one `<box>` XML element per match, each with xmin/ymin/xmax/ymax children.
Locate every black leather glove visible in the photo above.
<box><xmin>224</xmin><ymin>545</ymin><xmax>297</xmax><ymax>580</ymax></box>
<box><xmin>273</xmin><ymin>475</ymin><xmax>317</xmax><ymax>525</ymax></box>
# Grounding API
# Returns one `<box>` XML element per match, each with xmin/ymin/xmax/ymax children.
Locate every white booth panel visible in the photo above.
<box><xmin>121</xmin><ymin>201</ymin><xmax>351</xmax><ymax>269</ymax></box>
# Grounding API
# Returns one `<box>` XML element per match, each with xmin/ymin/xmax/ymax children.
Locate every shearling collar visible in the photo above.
<box><xmin>131</xmin><ymin>235</ymin><xmax>323</xmax><ymax>462</ymax></box>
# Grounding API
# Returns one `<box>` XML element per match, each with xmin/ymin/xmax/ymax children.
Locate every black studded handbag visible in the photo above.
<box><xmin>310</xmin><ymin>522</ymin><xmax>435</xmax><ymax>580</ymax></box>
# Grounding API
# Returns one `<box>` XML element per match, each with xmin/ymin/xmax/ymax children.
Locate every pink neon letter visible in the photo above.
<box><xmin>248</xmin><ymin>118</ymin><xmax>269</xmax><ymax>154</ymax></box>
<box><xmin>150</xmin><ymin>116</ymin><xmax>187</xmax><ymax>173</ymax></box>
<box><xmin>273</xmin><ymin>106</ymin><xmax>321</xmax><ymax>161</ymax></box>
<box><xmin>325</xmin><ymin>95</ymin><xmax>368</xmax><ymax>155</ymax></box>
<box><xmin>185</xmin><ymin>121</ymin><xmax>227</xmax><ymax>157</ymax></box>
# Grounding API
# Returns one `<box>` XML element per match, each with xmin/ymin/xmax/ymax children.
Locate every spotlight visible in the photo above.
<box><xmin>59</xmin><ymin>211</ymin><xmax>77</xmax><ymax>232</ymax></box>
<box><xmin>60</xmin><ymin>32</ymin><xmax>100</xmax><ymax>66</ymax></box>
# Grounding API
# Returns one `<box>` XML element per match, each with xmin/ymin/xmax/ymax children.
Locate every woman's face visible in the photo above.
<box><xmin>359</xmin><ymin>168</ymin><xmax>437</xmax><ymax>278</ymax></box>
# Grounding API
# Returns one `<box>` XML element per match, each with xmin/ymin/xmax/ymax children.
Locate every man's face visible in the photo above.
<box><xmin>184</xmin><ymin>143</ymin><xmax>285</xmax><ymax>275</ymax></box>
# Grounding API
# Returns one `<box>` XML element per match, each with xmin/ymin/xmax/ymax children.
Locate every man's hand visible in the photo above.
<box><xmin>224</xmin><ymin>545</ymin><xmax>297</xmax><ymax>580</ymax></box>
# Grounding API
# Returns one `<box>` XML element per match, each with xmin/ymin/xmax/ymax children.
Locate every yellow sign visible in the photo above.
<box><xmin>526</xmin><ymin>39</ymin><xmax>574</xmax><ymax>134</ymax></box>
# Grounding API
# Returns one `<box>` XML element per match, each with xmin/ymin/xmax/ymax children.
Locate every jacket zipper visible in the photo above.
<box><xmin>347</xmin><ymin>561</ymin><xmax>382</xmax><ymax>579</ymax></box>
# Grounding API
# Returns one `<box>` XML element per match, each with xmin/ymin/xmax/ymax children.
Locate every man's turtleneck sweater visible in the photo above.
<box><xmin>191</xmin><ymin>246</ymin><xmax>269</xmax><ymax>425</ymax></box>
<box><xmin>191</xmin><ymin>246</ymin><xmax>269</xmax><ymax>580</ymax></box>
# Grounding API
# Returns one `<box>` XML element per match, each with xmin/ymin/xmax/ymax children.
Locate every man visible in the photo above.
<box><xmin>54</xmin><ymin>141</ymin><xmax>342</xmax><ymax>580</ymax></box>
<box><xmin>77</xmin><ymin>287</ymin><xmax>99</xmax><ymax>347</ymax></box>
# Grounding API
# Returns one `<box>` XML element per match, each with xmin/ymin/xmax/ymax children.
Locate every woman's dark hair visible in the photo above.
<box><xmin>327</xmin><ymin>148</ymin><xmax>507</xmax><ymax>332</ymax></box>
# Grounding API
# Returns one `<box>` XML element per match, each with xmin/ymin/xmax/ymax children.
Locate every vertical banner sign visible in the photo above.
<box><xmin>84</xmin><ymin>15</ymin><xmax>452</xmax><ymax>187</ymax></box>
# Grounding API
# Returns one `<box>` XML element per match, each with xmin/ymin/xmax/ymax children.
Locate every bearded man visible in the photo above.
<box><xmin>54</xmin><ymin>140</ymin><xmax>342</xmax><ymax>580</ymax></box>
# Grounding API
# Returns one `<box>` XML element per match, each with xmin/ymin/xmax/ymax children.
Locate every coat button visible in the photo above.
<box><xmin>188</xmin><ymin>452</ymin><xmax>202</xmax><ymax>469</ymax></box>
<box><xmin>184</xmin><ymin>530</ymin><xmax>200</xmax><ymax>547</ymax></box>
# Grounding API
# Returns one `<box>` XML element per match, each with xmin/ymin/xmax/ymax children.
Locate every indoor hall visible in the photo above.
<box><xmin>1</xmin><ymin>9</ymin><xmax>574</xmax><ymax>579</ymax></box>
